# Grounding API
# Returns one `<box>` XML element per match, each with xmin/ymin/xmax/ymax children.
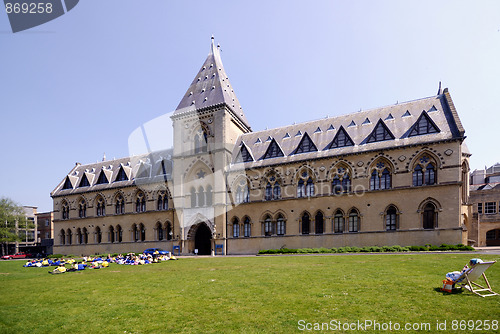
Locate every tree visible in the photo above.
<box><xmin>0</xmin><ymin>197</ymin><xmax>26</xmax><ymax>256</ymax></box>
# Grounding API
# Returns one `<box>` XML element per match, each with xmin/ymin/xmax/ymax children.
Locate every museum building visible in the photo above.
<box><xmin>51</xmin><ymin>39</ymin><xmax>472</xmax><ymax>255</ymax></box>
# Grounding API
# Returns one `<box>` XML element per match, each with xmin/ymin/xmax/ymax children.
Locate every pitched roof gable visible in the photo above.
<box><xmin>408</xmin><ymin>111</ymin><xmax>440</xmax><ymax>137</ymax></box>
<box><xmin>364</xmin><ymin>119</ymin><xmax>395</xmax><ymax>143</ymax></box>
<box><xmin>325</xmin><ymin>126</ymin><xmax>354</xmax><ymax>150</ymax></box>
<box><xmin>261</xmin><ymin>138</ymin><xmax>285</xmax><ymax>160</ymax></box>
<box><xmin>173</xmin><ymin>37</ymin><xmax>250</xmax><ymax>129</ymax></box>
<box><xmin>293</xmin><ymin>132</ymin><xmax>318</xmax><ymax>155</ymax></box>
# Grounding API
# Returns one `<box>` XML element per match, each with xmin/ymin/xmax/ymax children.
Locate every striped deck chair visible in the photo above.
<box><xmin>454</xmin><ymin>261</ymin><xmax>498</xmax><ymax>297</ymax></box>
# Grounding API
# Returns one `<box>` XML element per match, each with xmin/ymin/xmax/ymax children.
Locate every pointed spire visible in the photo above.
<box><xmin>174</xmin><ymin>37</ymin><xmax>251</xmax><ymax>129</ymax></box>
<box><xmin>437</xmin><ymin>81</ymin><xmax>442</xmax><ymax>95</ymax></box>
<box><xmin>102</xmin><ymin>152</ymin><xmax>106</xmax><ymax>161</ymax></box>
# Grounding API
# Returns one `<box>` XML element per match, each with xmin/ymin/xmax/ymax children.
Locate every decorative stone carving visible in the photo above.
<box><xmin>398</xmin><ymin>155</ymin><xmax>406</xmax><ymax>162</ymax></box>
<box><xmin>444</xmin><ymin>149</ymin><xmax>453</xmax><ymax>156</ymax></box>
<box><xmin>357</xmin><ymin>161</ymin><xmax>364</xmax><ymax>167</ymax></box>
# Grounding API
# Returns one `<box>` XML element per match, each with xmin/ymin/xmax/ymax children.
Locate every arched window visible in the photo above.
<box><xmin>136</xmin><ymin>193</ymin><xmax>146</xmax><ymax>212</ymax></box>
<box><xmin>82</xmin><ymin>227</ymin><xmax>88</xmax><ymax>244</ymax></box>
<box><xmin>61</xmin><ymin>201</ymin><xmax>69</xmax><ymax>220</ymax></box>
<box><xmin>244</xmin><ymin>217</ymin><xmax>251</xmax><ymax>237</ymax></box>
<box><xmin>115</xmin><ymin>194</ymin><xmax>125</xmax><ymax>214</ymax></box>
<box><xmin>423</xmin><ymin>203</ymin><xmax>437</xmax><ymax>229</ymax></box>
<box><xmin>140</xmin><ymin>223</ymin><xmax>146</xmax><ymax>241</ymax></box>
<box><xmin>191</xmin><ymin>187</ymin><xmax>197</xmax><ymax>208</ymax></box>
<box><xmin>132</xmin><ymin>224</ymin><xmax>139</xmax><ymax>242</ymax></box>
<box><xmin>277</xmin><ymin>214</ymin><xmax>286</xmax><ymax>235</ymax></box>
<box><xmin>265</xmin><ymin>182</ymin><xmax>272</xmax><ymax>201</ymax></box>
<box><xmin>342</xmin><ymin>175</ymin><xmax>351</xmax><ymax>193</ymax></box>
<box><xmin>115</xmin><ymin>225</ymin><xmax>122</xmax><ymax>243</ymax></box>
<box><xmin>156</xmin><ymin>222</ymin><xmax>164</xmax><ymax>241</ymax></box>
<box><xmin>332</xmin><ymin>167</ymin><xmax>351</xmax><ymax>194</ymax></box>
<box><xmin>165</xmin><ymin>222</ymin><xmax>172</xmax><ymax>240</ymax></box>
<box><xmin>95</xmin><ymin>226</ymin><xmax>102</xmax><ymax>244</ymax></box>
<box><xmin>206</xmin><ymin>185</ymin><xmax>213</xmax><ymax>206</ymax></box>
<box><xmin>263</xmin><ymin>215</ymin><xmax>273</xmax><ymax>236</ymax></box>
<box><xmin>197</xmin><ymin>186</ymin><xmax>205</xmax><ymax>207</ymax></box>
<box><xmin>348</xmin><ymin>209</ymin><xmax>359</xmax><ymax>232</ymax></box>
<box><xmin>385</xmin><ymin>205</ymin><xmax>398</xmax><ymax>231</ymax></box>
<box><xmin>157</xmin><ymin>193</ymin><xmax>168</xmax><ymax>211</ymax></box>
<box><xmin>297</xmin><ymin>179</ymin><xmax>305</xmax><ymax>198</ymax></box>
<box><xmin>194</xmin><ymin>129</ymin><xmax>208</xmax><ymax>153</ymax></box>
<box><xmin>306</xmin><ymin>177</ymin><xmax>315</xmax><ymax>197</ymax></box>
<box><xmin>60</xmin><ymin>229</ymin><xmax>65</xmax><ymax>245</ymax></box>
<box><xmin>66</xmin><ymin>229</ymin><xmax>72</xmax><ymax>245</ymax></box>
<box><xmin>370</xmin><ymin>167</ymin><xmax>391</xmax><ymax>191</ymax></box>
<box><xmin>96</xmin><ymin>197</ymin><xmax>106</xmax><ymax>217</ymax></box>
<box><xmin>232</xmin><ymin>218</ymin><xmax>240</xmax><ymax>238</ymax></box>
<box><xmin>425</xmin><ymin>164</ymin><xmax>436</xmax><ymax>185</ymax></box>
<box><xmin>78</xmin><ymin>200</ymin><xmax>86</xmax><ymax>218</ymax></box>
<box><xmin>413</xmin><ymin>165</ymin><xmax>423</xmax><ymax>186</ymax></box>
<box><xmin>301</xmin><ymin>212</ymin><xmax>310</xmax><ymax>235</ymax></box>
<box><xmin>413</xmin><ymin>155</ymin><xmax>438</xmax><ymax>187</ymax></box>
<box><xmin>315</xmin><ymin>212</ymin><xmax>324</xmax><ymax>234</ymax></box>
<box><xmin>235</xmin><ymin>184</ymin><xmax>250</xmax><ymax>204</ymax></box>
<box><xmin>76</xmin><ymin>228</ymin><xmax>82</xmax><ymax>244</ymax></box>
<box><xmin>109</xmin><ymin>226</ymin><xmax>115</xmax><ymax>243</ymax></box>
<box><xmin>334</xmin><ymin>210</ymin><xmax>344</xmax><ymax>233</ymax></box>
<box><xmin>273</xmin><ymin>183</ymin><xmax>281</xmax><ymax>200</ymax></box>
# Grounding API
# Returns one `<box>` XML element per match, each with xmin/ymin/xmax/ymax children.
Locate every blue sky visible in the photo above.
<box><xmin>1</xmin><ymin>0</ymin><xmax>499</xmax><ymax>212</ymax></box>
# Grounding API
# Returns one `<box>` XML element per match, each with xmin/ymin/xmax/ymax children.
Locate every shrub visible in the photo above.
<box><xmin>257</xmin><ymin>243</ymin><xmax>475</xmax><ymax>255</ymax></box>
<box><xmin>47</xmin><ymin>254</ymin><xmax>63</xmax><ymax>259</ymax></box>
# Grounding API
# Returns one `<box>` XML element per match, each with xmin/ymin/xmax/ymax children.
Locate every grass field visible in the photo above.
<box><xmin>0</xmin><ymin>253</ymin><xmax>499</xmax><ymax>333</ymax></box>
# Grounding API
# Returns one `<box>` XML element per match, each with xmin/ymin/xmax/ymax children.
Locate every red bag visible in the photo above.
<box><xmin>442</xmin><ymin>279</ymin><xmax>454</xmax><ymax>293</ymax></box>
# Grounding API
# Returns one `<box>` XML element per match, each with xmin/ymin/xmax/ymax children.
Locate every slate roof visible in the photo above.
<box><xmin>173</xmin><ymin>37</ymin><xmax>250</xmax><ymax>129</ymax></box>
<box><xmin>51</xmin><ymin>150</ymin><xmax>173</xmax><ymax>197</ymax></box>
<box><xmin>230</xmin><ymin>89</ymin><xmax>465</xmax><ymax>169</ymax></box>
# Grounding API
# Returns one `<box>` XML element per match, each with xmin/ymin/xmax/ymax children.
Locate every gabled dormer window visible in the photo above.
<box><xmin>115</xmin><ymin>167</ymin><xmax>128</xmax><ymax>182</ymax></box>
<box><xmin>408</xmin><ymin>111</ymin><xmax>440</xmax><ymax>137</ymax></box>
<box><xmin>62</xmin><ymin>177</ymin><xmax>73</xmax><ymax>190</ymax></box>
<box><xmin>78</xmin><ymin>174</ymin><xmax>90</xmax><ymax>188</ymax></box>
<box><xmin>235</xmin><ymin>144</ymin><xmax>254</xmax><ymax>163</ymax></box>
<box><xmin>366</xmin><ymin>119</ymin><xmax>395</xmax><ymax>143</ymax></box>
<box><xmin>96</xmin><ymin>170</ymin><xmax>109</xmax><ymax>185</ymax></box>
<box><xmin>261</xmin><ymin>138</ymin><xmax>284</xmax><ymax>160</ymax></box>
<box><xmin>326</xmin><ymin>126</ymin><xmax>354</xmax><ymax>149</ymax></box>
<box><xmin>293</xmin><ymin>133</ymin><xmax>317</xmax><ymax>154</ymax></box>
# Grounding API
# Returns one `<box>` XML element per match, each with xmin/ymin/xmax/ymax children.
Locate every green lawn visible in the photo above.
<box><xmin>0</xmin><ymin>254</ymin><xmax>499</xmax><ymax>333</ymax></box>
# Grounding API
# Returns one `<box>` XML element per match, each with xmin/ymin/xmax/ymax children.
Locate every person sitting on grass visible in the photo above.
<box><xmin>102</xmin><ymin>260</ymin><xmax>109</xmax><ymax>268</ymax></box>
<box><xmin>42</xmin><ymin>258</ymin><xmax>49</xmax><ymax>266</ymax></box>
<box><xmin>49</xmin><ymin>265</ymin><xmax>67</xmax><ymax>274</ymax></box>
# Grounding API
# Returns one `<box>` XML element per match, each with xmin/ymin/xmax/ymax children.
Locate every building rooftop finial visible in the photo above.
<box><xmin>210</xmin><ymin>35</ymin><xmax>216</xmax><ymax>55</ymax></box>
<box><xmin>437</xmin><ymin>81</ymin><xmax>442</xmax><ymax>95</ymax></box>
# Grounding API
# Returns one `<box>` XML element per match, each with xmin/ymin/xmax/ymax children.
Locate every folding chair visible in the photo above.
<box><xmin>454</xmin><ymin>261</ymin><xmax>498</xmax><ymax>297</ymax></box>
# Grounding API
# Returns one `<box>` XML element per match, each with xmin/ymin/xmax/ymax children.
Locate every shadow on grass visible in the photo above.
<box><xmin>433</xmin><ymin>287</ymin><xmax>464</xmax><ymax>295</ymax></box>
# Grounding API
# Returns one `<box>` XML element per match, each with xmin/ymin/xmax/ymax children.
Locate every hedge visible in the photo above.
<box><xmin>258</xmin><ymin>244</ymin><xmax>475</xmax><ymax>255</ymax></box>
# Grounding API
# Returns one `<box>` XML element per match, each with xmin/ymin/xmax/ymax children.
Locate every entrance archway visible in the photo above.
<box><xmin>194</xmin><ymin>223</ymin><xmax>212</xmax><ymax>255</ymax></box>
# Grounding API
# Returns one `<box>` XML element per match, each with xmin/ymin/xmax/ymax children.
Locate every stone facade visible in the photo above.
<box><xmin>469</xmin><ymin>163</ymin><xmax>500</xmax><ymax>246</ymax></box>
<box><xmin>51</xmin><ymin>39</ymin><xmax>471</xmax><ymax>255</ymax></box>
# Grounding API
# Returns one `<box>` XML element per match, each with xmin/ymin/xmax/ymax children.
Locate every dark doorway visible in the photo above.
<box><xmin>195</xmin><ymin>223</ymin><xmax>212</xmax><ymax>255</ymax></box>
<box><xmin>486</xmin><ymin>229</ymin><xmax>500</xmax><ymax>246</ymax></box>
